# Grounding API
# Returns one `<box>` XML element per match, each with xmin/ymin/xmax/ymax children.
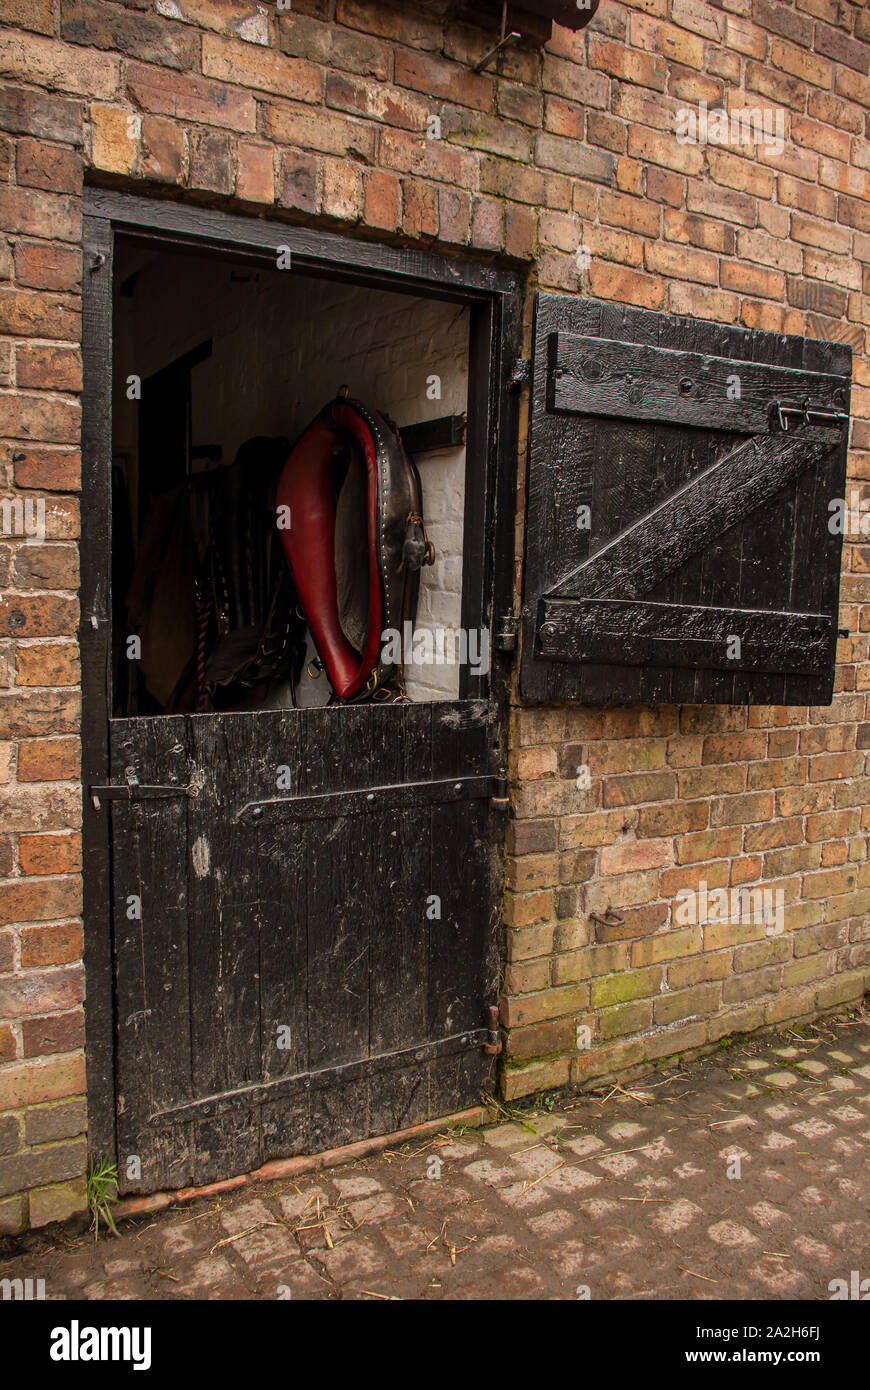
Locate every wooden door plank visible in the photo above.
<box><xmin>186</xmin><ymin>713</ymin><xmax>262</xmax><ymax>1184</ymax></box>
<box><xmin>255</xmin><ymin>708</ymin><xmax>311</xmax><ymax>1162</ymax></box>
<box><xmin>549</xmin><ymin>332</ymin><xmax>847</xmax><ymax>431</ymax></box>
<box><xmin>305</xmin><ymin>704</ymin><xmax>373</xmax><ymax>1151</ymax></box>
<box><xmin>538</xmin><ymin>599</ymin><xmax>832</xmax><ymax>674</ymax></box>
<box><xmin>112</xmin><ymin>718</ymin><xmax>194</xmax><ymax>1192</ymax></box>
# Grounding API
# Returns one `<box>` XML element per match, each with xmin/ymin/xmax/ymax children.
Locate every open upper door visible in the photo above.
<box><xmin>520</xmin><ymin>297</ymin><xmax>853</xmax><ymax>706</ymax></box>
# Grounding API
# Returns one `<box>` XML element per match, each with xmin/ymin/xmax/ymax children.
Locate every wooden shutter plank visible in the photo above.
<box><xmin>549</xmin><ymin>429</ymin><xmax>838</xmax><ymax>602</ymax></box>
<box><xmin>549</xmin><ymin>333</ymin><xmax>847</xmax><ymax>432</ymax></box>
<box><xmin>537</xmin><ymin>598</ymin><xmax>832</xmax><ymax>675</ymax></box>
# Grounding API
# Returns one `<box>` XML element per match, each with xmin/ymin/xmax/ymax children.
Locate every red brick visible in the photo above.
<box><xmin>438</xmin><ymin>186</ymin><xmax>471</xmax><ymax>246</ymax></box>
<box><xmin>15</xmin><ymin>642</ymin><xmax>79</xmax><ymax>687</ymax></box>
<box><xmin>264</xmin><ymin>103</ymin><xmax>376</xmax><ymax>163</ymax></box>
<box><xmin>141</xmin><ymin>116</ymin><xmax>185</xmax><ymax>185</ymax></box>
<box><xmin>721</xmin><ymin>260</ymin><xmax>786</xmax><ymax>300</ymax></box>
<box><xmin>322</xmin><ymin>156</ymin><xmax>362</xmax><ymax>222</ymax></box>
<box><xmin>126</xmin><ymin>61</ymin><xmax>256</xmax><ymax>132</ymax></box>
<box><xmin>15</xmin><ymin>345</ymin><xmax>82</xmax><ymax>393</ymax></box>
<box><xmin>645</xmin><ymin>240</ymin><xmax>718</xmax><ymax>286</ymax></box>
<box><xmin>20</xmin><ymin>922</ymin><xmax>82</xmax><ymax>969</ymax></box>
<box><xmin>587</xmin><ymin>36</ymin><xmax>667</xmax><ymax>91</ymax></box>
<box><xmin>324</xmin><ymin>71</ymin><xmax>427</xmax><ymax>131</ymax></box>
<box><xmin>0</xmin><ymin>965</ymin><xmax>83</xmax><ymax>1024</ymax></box>
<box><xmin>15</xmin><ymin>139</ymin><xmax>80</xmax><ymax>195</ymax></box>
<box><xmin>22</xmin><ymin>1009</ymin><xmax>85</xmax><ymax>1058</ymax></box>
<box><xmin>278</xmin><ymin>11</ymin><xmax>389</xmax><ymax>79</ymax></box>
<box><xmin>278</xmin><ymin>152</ymin><xmax>319</xmax><ymax>214</ymax></box>
<box><xmin>0</xmin><ymin>187</ymin><xmax>80</xmax><ymax>243</ymax></box>
<box><xmin>189</xmin><ymin>129</ymin><xmax>234</xmax><ymax>196</ymax></box>
<box><xmin>363</xmin><ymin>169</ymin><xmax>400</xmax><ymax>232</ymax></box>
<box><xmin>0</xmin><ymin>29</ymin><xmax>119</xmax><ymax>98</ymax></box>
<box><xmin>201</xmin><ymin>33</ymin><xmax>320</xmax><ymax>103</ymax></box>
<box><xmin>12</xmin><ymin>451</ymin><xmax>80</xmax><ymax>493</ymax></box>
<box><xmin>0</xmin><ymin>394</ymin><xmax>79</xmax><ymax>443</ymax></box>
<box><xmin>394</xmin><ymin>49</ymin><xmax>492</xmax><ymax>113</ymax></box>
<box><xmin>599</xmin><ymin>191</ymin><xmax>660</xmax><ymax>238</ymax></box>
<box><xmin>505</xmin><ymin>201</ymin><xmax>535</xmax><ymax>259</ymax></box>
<box><xmin>401</xmin><ymin>179</ymin><xmax>438</xmax><ymax>239</ymax></box>
<box><xmin>647</xmin><ymin>167</ymin><xmax>684</xmax><ymax>208</ymax></box>
<box><xmin>0</xmin><ymin>595</ymin><xmax>78</xmax><ymax>640</ymax></box>
<box><xmin>236</xmin><ymin>143</ymin><xmax>274</xmax><ymax>205</ymax></box>
<box><xmin>12</xmin><ymin>243</ymin><xmax>81</xmax><ymax>295</ymax></box>
<box><xmin>61</xmin><ymin>0</ymin><xmax>199</xmax><ymax>70</ymax></box>
<box><xmin>17</xmin><ymin>737</ymin><xmax>80</xmax><ymax>782</ymax></box>
<box><xmin>470</xmin><ymin>196</ymin><xmax>503</xmax><ymax>252</ymax></box>
<box><xmin>19</xmin><ymin>832</ymin><xmax>81</xmax><ymax>877</ymax></box>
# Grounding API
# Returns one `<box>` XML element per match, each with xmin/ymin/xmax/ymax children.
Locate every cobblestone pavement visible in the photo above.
<box><xmin>2</xmin><ymin>1011</ymin><xmax>869</xmax><ymax>1301</ymax></box>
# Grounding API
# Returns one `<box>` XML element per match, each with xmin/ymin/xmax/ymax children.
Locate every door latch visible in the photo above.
<box><xmin>89</xmin><ymin>767</ymin><xmax>195</xmax><ymax>810</ymax></box>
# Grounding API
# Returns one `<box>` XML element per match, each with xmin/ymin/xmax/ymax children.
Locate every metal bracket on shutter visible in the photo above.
<box><xmin>772</xmin><ymin>399</ymin><xmax>850</xmax><ymax>432</ymax></box>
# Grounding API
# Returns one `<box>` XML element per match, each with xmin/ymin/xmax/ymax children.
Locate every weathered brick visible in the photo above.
<box><xmin>0</xmin><ymin>30</ymin><xmax>119</xmax><ymax>98</ymax></box>
<box><xmin>22</xmin><ymin>1008</ymin><xmax>85</xmax><ymax>1057</ymax></box>
<box><xmin>20</xmin><ymin>921</ymin><xmax>83</xmax><ymax>968</ymax></box>
<box><xmin>62</xmin><ymin>0</ymin><xmax>199</xmax><ymax>69</ymax></box>
<box><xmin>394</xmin><ymin>48</ymin><xmax>492</xmax><ymax>113</ymax></box>
<box><xmin>17</xmin><ymin>736</ymin><xmax>80</xmax><ymax>782</ymax></box>
<box><xmin>27</xmin><ymin>1175</ymin><xmax>86</xmax><ymax>1227</ymax></box>
<box><xmin>15</xmin><ymin>342</ymin><xmax>81</xmax><ymax>396</ymax></box>
<box><xmin>401</xmin><ymin>179</ymin><xmax>438</xmax><ymax>239</ymax></box>
<box><xmin>0</xmin><ymin>1137</ymin><xmax>87</xmax><ymax>1199</ymax></box>
<box><xmin>0</xmin><ymin>1054</ymin><xmax>84</xmax><ymax>1111</ymax></box>
<box><xmin>141</xmin><ymin>115</ymin><xmax>185</xmax><ymax>185</ymax></box>
<box><xmin>126</xmin><ymin>61</ymin><xmax>256</xmax><ymax>132</ymax></box>
<box><xmin>12</xmin><ymin>244</ymin><xmax>81</xmax><ymax>294</ymax></box>
<box><xmin>189</xmin><ymin>129</ymin><xmax>234</xmax><ymax>196</ymax></box>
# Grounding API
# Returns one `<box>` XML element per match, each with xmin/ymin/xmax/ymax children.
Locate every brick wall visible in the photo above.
<box><xmin>0</xmin><ymin>0</ymin><xmax>869</xmax><ymax>1229</ymax></box>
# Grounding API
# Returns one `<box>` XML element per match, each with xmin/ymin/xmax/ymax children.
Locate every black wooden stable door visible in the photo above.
<box><xmin>105</xmin><ymin>701</ymin><xmax>501</xmax><ymax>1192</ymax></box>
<box><xmin>81</xmin><ymin>193</ymin><xmax>521</xmax><ymax>1196</ymax></box>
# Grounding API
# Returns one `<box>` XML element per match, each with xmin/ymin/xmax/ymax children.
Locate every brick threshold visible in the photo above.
<box><xmin>113</xmin><ymin>1105</ymin><xmax>488</xmax><ymax>1221</ymax></box>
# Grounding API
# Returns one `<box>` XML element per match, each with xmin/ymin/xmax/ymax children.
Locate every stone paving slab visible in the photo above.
<box><xmin>1</xmin><ymin>1010</ymin><xmax>868</xmax><ymax>1301</ymax></box>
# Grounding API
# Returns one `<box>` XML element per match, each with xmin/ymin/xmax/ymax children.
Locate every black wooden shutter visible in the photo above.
<box><xmin>520</xmin><ymin>297</ymin><xmax>852</xmax><ymax>706</ymax></box>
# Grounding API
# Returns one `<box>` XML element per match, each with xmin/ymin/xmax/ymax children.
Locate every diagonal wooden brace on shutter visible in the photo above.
<box><xmin>537</xmin><ymin>429</ymin><xmax>838</xmax><ymax>678</ymax></box>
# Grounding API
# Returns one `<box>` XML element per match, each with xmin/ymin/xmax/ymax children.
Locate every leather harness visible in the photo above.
<box><xmin>277</xmin><ymin>395</ymin><xmax>434</xmax><ymax>702</ymax></box>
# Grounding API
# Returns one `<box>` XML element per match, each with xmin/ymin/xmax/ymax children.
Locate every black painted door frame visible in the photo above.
<box><xmin>81</xmin><ymin>188</ymin><xmax>523</xmax><ymax>1182</ymax></box>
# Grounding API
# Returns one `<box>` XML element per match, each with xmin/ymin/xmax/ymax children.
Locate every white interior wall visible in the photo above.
<box><xmin>113</xmin><ymin>249</ymin><xmax>469</xmax><ymax>702</ymax></box>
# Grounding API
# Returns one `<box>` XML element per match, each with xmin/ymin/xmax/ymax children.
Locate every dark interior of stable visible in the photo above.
<box><xmin>110</xmin><ymin>238</ymin><xmax>473</xmax><ymax>717</ymax></box>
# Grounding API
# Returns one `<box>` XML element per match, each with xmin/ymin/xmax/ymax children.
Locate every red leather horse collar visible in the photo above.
<box><xmin>276</xmin><ymin>397</ymin><xmax>431</xmax><ymax>701</ymax></box>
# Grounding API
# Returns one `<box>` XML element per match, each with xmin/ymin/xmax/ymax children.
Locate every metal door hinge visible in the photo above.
<box><xmin>495</xmin><ymin>613</ymin><xmax>519</xmax><ymax>652</ymax></box>
<box><xmin>483</xmin><ymin>1005</ymin><xmax>503</xmax><ymax>1056</ymax></box>
<box><xmin>490</xmin><ymin>773</ymin><xmax>511</xmax><ymax>814</ymax></box>
<box><xmin>508</xmin><ymin>358</ymin><xmax>531</xmax><ymax>391</ymax></box>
